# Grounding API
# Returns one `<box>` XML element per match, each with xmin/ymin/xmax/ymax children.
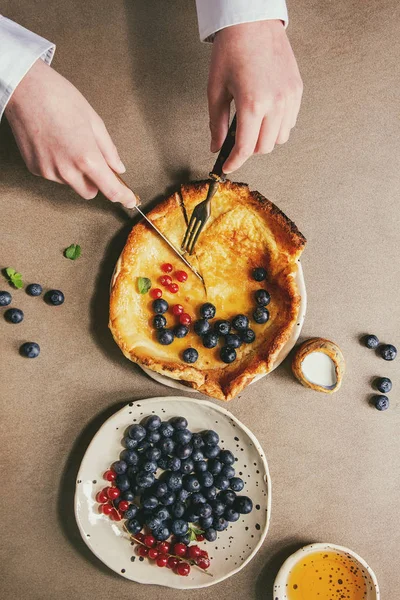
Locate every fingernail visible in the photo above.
<box><xmin>118</xmin><ymin>160</ymin><xmax>126</xmax><ymax>173</ymax></box>
<box><xmin>210</xmin><ymin>141</ymin><xmax>218</xmax><ymax>153</ymax></box>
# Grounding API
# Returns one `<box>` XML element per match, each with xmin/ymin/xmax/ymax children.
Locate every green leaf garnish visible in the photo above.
<box><xmin>188</xmin><ymin>523</ymin><xmax>204</xmax><ymax>541</ymax></box>
<box><xmin>64</xmin><ymin>244</ymin><xmax>82</xmax><ymax>260</ymax></box>
<box><xmin>5</xmin><ymin>267</ymin><xmax>23</xmax><ymax>289</ymax></box>
<box><xmin>137</xmin><ymin>277</ymin><xmax>151</xmax><ymax>294</ymax></box>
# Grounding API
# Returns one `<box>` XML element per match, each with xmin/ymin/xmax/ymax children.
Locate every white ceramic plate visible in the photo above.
<box><xmin>141</xmin><ymin>262</ymin><xmax>306</xmax><ymax>393</ymax></box>
<box><xmin>75</xmin><ymin>397</ymin><xmax>271</xmax><ymax>589</ymax></box>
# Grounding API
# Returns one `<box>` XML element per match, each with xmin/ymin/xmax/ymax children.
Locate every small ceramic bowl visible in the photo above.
<box><xmin>274</xmin><ymin>543</ymin><xmax>380</xmax><ymax>599</ymax></box>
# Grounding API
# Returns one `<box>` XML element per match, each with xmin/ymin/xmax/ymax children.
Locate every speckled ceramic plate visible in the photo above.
<box><xmin>74</xmin><ymin>397</ymin><xmax>271</xmax><ymax>589</ymax></box>
<box><xmin>141</xmin><ymin>262</ymin><xmax>306</xmax><ymax>394</ymax></box>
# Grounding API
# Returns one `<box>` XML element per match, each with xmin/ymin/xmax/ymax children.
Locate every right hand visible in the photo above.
<box><xmin>5</xmin><ymin>59</ymin><xmax>137</xmax><ymax>208</ymax></box>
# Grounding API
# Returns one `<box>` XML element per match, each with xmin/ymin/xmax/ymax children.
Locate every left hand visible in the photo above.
<box><xmin>207</xmin><ymin>20</ymin><xmax>303</xmax><ymax>173</ymax></box>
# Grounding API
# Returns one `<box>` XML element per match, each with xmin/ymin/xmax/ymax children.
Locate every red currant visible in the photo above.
<box><xmin>176</xmin><ymin>270</ymin><xmax>188</xmax><ymax>283</ymax></box>
<box><xmin>157</xmin><ymin>541</ymin><xmax>171</xmax><ymax>554</ymax></box>
<box><xmin>106</xmin><ymin>487</ymin><xmax>120</xmax><ymax>500</ymax></box>
<box><xmin>167</xmin><ymin>556</ymin><xmax>179</xmax><ymax>570</ymax></box>
<box><xmin>179</xmin><ymin>313</ymin><xmax>191</xmax><ymax>326</ymax></box>
<box><xmin>110</xmin><ymin>508</ymin><xmax>122</xmax><ymax>521</ymax></box>
<box><xmin>144</xmin><ymin>535</ymin><xmax>156</xmax><ymax>548</ymax></box>
<box><xmin>196</xmin><ymin>556</ymin><xmax>211</xmax><ymax>570</ymax></box>
<box><xmin>135</xmin><ymin>533</ymin><xmax>145</xmax><ymax>543</ymax></box>
<box><xmin>104</xmin><ymin>469</ymin><xmax>116</xmax><ymax>482</ymax></box>
<box><xmin>200</xmin><ymin>549</ymin><xmax>209</xmax><ymax>558</ymax></box>
<box><xmin>102</xmin><ymin>503</ymin><xmax>113</xmax><ymax>516</ymax></box>
<box><xmin>156</xmin><ymin>555</ymin><xmax>168</xmax><ymax>567</ymax></box>
<box><xmin>177</xmin><ymin>562</ymin><xmax>191</xmax><ymax>576</ymax></box>
<box><xmin>160</xmin><ymin>275</ymin><xmax>172</xmax><ymax>287</ymax></box>
<box><xmin>96</xmin><ymin>490</ymin><xmax>108</xmax><ymax>503</ymax></box>
<box><xmin>173</xmin><ymin>543</ymin><xmax>187</xmax><ymax>557</ymax></box>
<box><xmin>188</xmin><ymin>545</ymin><xmax>202</xmax><ymax>559</ymax></box>
<box><xmin>161</xmin><ymin>263</ymin><xmax>173</xmax><ymax>273</ymax></box>
<box><xmin>196</xmin><ymin>534</ymin><xmax>205</xmax><ymax>542</ymax></box>
<box><xmin>138</xmin><ymin>546</ymin><xmax>149</xmax><ymax>557</ymax></box>
<box><xmin>118</xmin><ymin>500</ymin><xmax>129</xmax><ymax>512</ymax></box>
<box><xmin>172</xmin><ymin>304</ymin><xmax>184</xmax><ymax>316</ymax></box>
<box><xmin>168</xmin><ymin>283</ymin><xmax>179</xmax><ymax>294</ymax></box>
<box><xmin>148</xmin><ymin>548</ymin><xmax>159</xmax><ymax>560</ymax></box>
<box><xmin>150</xmin><ymin>288</ymin><xmax>162</xmax><ymax>299</ymax></box>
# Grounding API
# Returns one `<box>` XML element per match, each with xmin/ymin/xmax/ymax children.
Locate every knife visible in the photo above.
<box><xmin>114</xmin><ymin>173</ymin><xmax>204</xmax><ymax>283</ymax></box>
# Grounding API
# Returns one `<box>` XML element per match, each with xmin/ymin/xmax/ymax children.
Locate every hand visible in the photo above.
<box><xmin>207</xmin><ymin>20</ymin><xmax>303</xmax><ymax>173</ymax></box>
<box><xmin>5</xmin><ymin>59</ymin><xmax>137</xmax><ymax>207</ymax></box>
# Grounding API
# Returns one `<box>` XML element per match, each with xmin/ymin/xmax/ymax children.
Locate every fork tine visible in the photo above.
<box><xmin>181</xmin><ymin>212</ymin><xmax>198</xmax><ymax>250</ymax></box>
<box><xmin>188</xmin><ymin>219</ymin><xmax>205</xmax><ymax>255</ymax></box>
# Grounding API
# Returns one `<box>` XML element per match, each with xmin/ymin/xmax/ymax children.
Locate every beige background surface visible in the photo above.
<box><xmin>1</xmin><ymin>1</ymin><xmax>399</xmax><ymax>598</ymax></box>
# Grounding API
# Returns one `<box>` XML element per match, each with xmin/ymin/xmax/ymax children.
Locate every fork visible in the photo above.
<box><xmin>181</xmin><ymin>114</ymin><xmax>237</xmax><ymax>254</ymax></box>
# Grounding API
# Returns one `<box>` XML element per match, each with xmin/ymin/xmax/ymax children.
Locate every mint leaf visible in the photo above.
<box><xmin>137</xmin><ymin>277</ymin><xmax>151</xmax><ymax>294</ymax></box>
<box><xmin>64</xmin><ymin>244</ymin><xmax>82</xmax><ymax>260</ymax></box>
<box><xmin>189</xmin><ymin>530</ymin><xmax>196</xmax><ymax>542</ymax></box>
<box><xmin>189</xmin><ymin>524</ymin><xmax>204</xmax><ymax>536</ymax></box>
<box><xmin>5</xmin><ymin>267</ymin><xmax>23</xmax><ymax>289</ymax></box>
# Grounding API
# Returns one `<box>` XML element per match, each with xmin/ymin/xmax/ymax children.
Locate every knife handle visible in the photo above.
<box><xmin>210</xmin><ymin>114</ymin><xmax>237</xmax><ymax>180</ymax></box>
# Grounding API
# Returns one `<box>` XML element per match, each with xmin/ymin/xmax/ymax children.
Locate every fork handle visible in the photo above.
<box><xmin>210</xmin><ymin>114</ymin><xmax>237</xmax><ymax>180</ymax></box>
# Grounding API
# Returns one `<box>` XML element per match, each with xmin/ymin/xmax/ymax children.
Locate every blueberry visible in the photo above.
<box><xmin>192</xmin><ymin>449</ymin><xmax>204</xmax><ymax>462</ymax></box>
<box><xmin>184</xmin><ymin>475</ymin><xmax>200</xmax><ymax>492</ymax></box>
<box><xmin>219</xmin><ymin>450</ymin><xmax>235</xmax><ymax>465</ymax></box>
<box><xmin>124</xmin><ymin>504</ymin><xmax>138</xmax><ymax>519</ymax></box>
<box><xmin>159</xmin><ymin>439</ymin><xmax>175</xmax><ymax>455</ymax></box>
<box><xmin>232</xmin><ymin>314</ymin><xmax>249</xmax><ymax>331</ymax></box>
<box><xmin>155</xmin><ymin>507</ymin><xmax>170</xmax><ymax>521</ymax></box>
<box><xmin>176</xmin><ymin>488</ymin><xmax>190</xmax><ymax>502</ymax></box>
<box><xmin>225</xmin><ymin>508</ymin><xmax>240</xmax><ymax>522</ymax></box>
<box><xmin>205</xmin><ymin>528</ymin><xmax>217</xmax><ymax>542</ymax></box>
<box><xmin>220</xmin><ymin>346</ymin><xmax>236</xmax><ymax>364</ymax></box>
<box><xmin>153</xmin><ymin>315</ymin><xmax>167</xmax><ymax>329</ymax></box>
<box><xmin>208</xmin><ymin>459</ymin><xmax>223</xmax><ymax>476</ymax></box>
<box><xmin>253</xmin><ymin>307</ymin><xmax>270</xmax><ymax>324</ymax></box>
<box><xmin>153</xmin><ymin>526</ymin><xmax>171</xmax><ymax>541</ymax></box>
<box><xmin>157</xmin><ymin>457</ymin><xmax>169</xmax><ymax>470</ymax></box>
<box><xmin>20</xmin><ymin>342</ymin><xmax>40</xmax><ymax>358</ymax></box>
<box><xmin>120</xmin><ymin>449</ymin><xmax>139</xmax><ymax>465</ymax></box>
<box><xmin>204</xmin><ymin>444</ymin><xmax>220</xmax><ymax>459</ymax></box>
<box><xmin>145</xmin><ymin>415</ymin><xmax>161</xmax><ymax>431</ymax></box>
<box><xmin>154</xmin><ymin>482</ymin><xmax>168</xmax><ymax>498</ymax></box>
<box><xmin>142</xmin><ymin>460</ymin><xmax>158</xmax><ymax>473</ymax></box>
<box><xmin>160</xmin><ymin>492</ymin><xmax>176</xmax><ymax>506</ymax></box>
<box><xmin>185</xmin><ymin>508</ymin><xmax>200</xmax><ymax>523</ymax></box>
<box><xmin>380</xmin><ymin>344</ymin><xmax>397</xmax><ymax>361</ymax></box>
<box><xmin>112</xmin><ymin>460</ymin><xmax>127</xmax><ymax>475</ymax></box>
<box><xmin>364</xmin><ymin>334</ymin><xmax>379</xmax><ymax>349</ymax></box>
<box><xmin>373</xmin><ymin>395</ymin><xmax>390</xmax><ymax>411</ymax></box>
<box><xmin>167</xmin><ymin>456</ymin><xmax>181</xmax><ymax>472</ymax></box>
<box><xmin>126</xmin><ymin>465</ymin><xmax>139</xmax><ymax>479</ymax></box>
<box><xmin>157</xmin><ymin>328</ymin><xmax>174</xmax><ymax>345</ymax></box>
<box><xmin>180</xmin><ymin>458</ymin><xmax>195</xmax><ymax>474</ymax></box>
<box><xmin>182</xmin><ymin>347</ymin><xmax>199</xmax><ymax>364</ymax></box>
<box><xmin>165</xmin><ymin>472</ymin><xmax>183</xmax><ymax>491</ymax></box>
<box><xmin>198</xmin><ymin>503</ymin><xmax>212</xmax><ymax>518</ymax></box>
<box><xmin>116</xmin><ymin>475</ymin><xmax>130</xmax><ymax>491</ymax></box>
<box><xmin>199</xmin><ymin>471</ymin><xmax>214</xmax><ymax>488</ymax></box>
<box><xmin>45</xmin><ymin>289</ymin><xmax>65</xmax><ymax>306</ymax></box>
<box><xmin>123</xmin><ymin>436</ymin><xmax>138</xmax><ymax>450</ymax></box>
<box><xmin>200</xmin><ymin>516</ymin><xmax>214</xmax><ymax>530</ymax></box>
<box><xmin>241</xmin><ymin>328</ymin><xmax>256</xmax><ymax>344</ymax></box>
<box><xmin>211</xmin><ymin>500</ymin><xmax>226</xmax><ymax>516</ymax></box>
<box><xmin>128</xmin><ymin>424</ymin><xmax>146</xmax><ymax>441</ymax></box>
<box><xmin>126</xmin><ymin>519</ymin><xmax>142</xmax><ymax>535</ymax></box>
<box><xmin>202</xmin><ymin>332</ymin><xmax>219</xmax><ymax>349</ymax></box>
<box><xmin>230</xmin><ymin>477</ymin><xmax>244</xmax><ymax>492</ymax></box>
<box><xmin>202</xmin><ymin>430</ymin><xmax>219</xmax><ymax>445</ymax></box>
<box><xmin>192</xmin><ymin>433</ymin><xmax>205</xmax><ymax>449</ymax></box>
<box><xmin>214</xmin><ymin>476</ymin><xmax>230</xmax><ymax>491</ymax></box>
<box><xmin>147</xmin><ymin>429</ymin><xmax>161</xmax><ymax>444</ymax></box>
<box><xmin>194</xmin><ymin>319</ymin><xmax>211</xmax><ymax>336</ymax></box>
<box><xmin>203</xmin><ymin>486</ymin><xmax>218</xmax><ymax>501</ymax></box>
<box><xmin>146</xmin><ymin>515</ymin><xmax>162</xmax><ymax>531</ymax></box>
<box><xmin>136</xmin><ymin>471</ymin><xmax>155</xmax><ymax>488</ymax></box>
<box><xmin>159</xmin><ymin>422</ymin><xmax>174</xmax><ymax>438</ymax></box>
<box><xmin>113</xmin><ymin>498</ymin><xmax>122</xmax><ymax>509</ymax></box>
<box><xmin>191</xmin><ymin>492</ymin><xmax>206</xmax><ymax>505</ymax></box>
<box><xmin>195</xmin><ymin>460</ymin><xmax>208</xmax><ymax>474</ymax></box>
<box><xmin>170</xmin><ymin>416</ymin><xmax>188</xmax><ymax>430</ymax></box>
<box><xmin>252</xmin><ymin>267</ymin><xmax>267</xmax><ymax>282</ymax></box>
<box><xmin>221</xmin><ymin>466</ymin><xmax>235</xmax><ymax>479</ymax></box>
<box><xmin>0</xmin><ymin>291</ymin><xmax>12</xmax><ymax>306</ymax></box>
<box><xmin>176</xmin><ymin>444</ymin><xmax>193</xmax><ymax>460</ymax></box>
<box><xmin>174</xmin><ymin>429</ymin><xmax>192</xmax><ymax>445</ymax></box>
<box><xmin>171</xmin><ymin>502</ymin><xmax>186</xmax><ymax>518</ymax></box>
<box><xmin>218</xmin><ymin>490</ymin><xmax>236</xmax><ymax>506</ymax></box>
<box><xmin>26</xmin><ymin>283</ymin><xmax>43</xmax><ymax>297</ymax></box>
<box><xmin>224</xmin><ymin>333</ymin><xmax>242</xmax><ymax>349</ymax></box>
<box><xmin>136</xmin><ymin>441</ymin><xmax>151</xmax><ymax>453</ymax></box>
<box><xmin>142</xmin><ymin>496</ymin><xmax>159</xmax><ymax>511</ymax></box>
<box><xmin>234</xmin><ymin>496</ymin><xmax>253</xmax><ymax>514</ymax></box>
<box><xmin>214</xmin><ymin>320</ymin><xmax>231</xmax><ymax>336</ymax></box>
<box><xmin>213</xmin><ymin>517</ymin><xmax>229</xmax><ymax>531</ymax></box>
<box><xmin>171</xmin><ymin>519</ymin><xmax>189</xmax><ymax>536</ymax></box>
<box><xmin>146</xmin><ymin>447</ymin><xmax>161</xmax><ymax>462</ymax></box>
<box><xmin>255</xmin><ymin>289</ymin><xmax>271</xmax><ymax>306</ymax></box>
<box><xmin>5</xmin><ymin>308</ymin><xmax>24</xmax><ymax>324</ymax></box>
<box><xmin>200</xmin><ymin>302</ymin><xmax>216</xmax><ymax>319</ymax></box>
<box><xmin>176</xmin><ymin>533</ymin><xmax>191</xmax><ymax>545</ymax></box>
<box><xmin>122</xmin><ymin>490</ymin><xmax>135</xmax><ymax>503</ymax></box>
<box><xmin>174</xmin><ymin>324</ymin><xmax>189</xmax><ymax>338</ymax></box>
<box><xmin>152</xmin><ymin>298</ymin><xmax>168</xmax><ymax>314</ymax></box>
<box><xmin>375</xmin><ymin>377</ymin><xmax>392</xmax><ymax>394</ymax></box>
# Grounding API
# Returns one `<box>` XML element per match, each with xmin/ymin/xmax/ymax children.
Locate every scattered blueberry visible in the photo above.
<box><xmin>126</xmin><ymin>519</ymin><xmax>142</xmax><ymax>534</ymax></box>
<box><xmin>194</xmin><ymin>460</ymin><xmax>208</xmax><ymax>473</ymax></box>
<box><xmin>214</xmin><ymin>475</ymin><xmax>230</xmax><ymax>490</ymax></box>
<box><xmin>254</xmin><ymin>289</ymin><xmax>270</xmax><ymax>306</ymax></box>
<box><xmin>116</xmin><ymin>475</ymin><xmax>130</xmax><ymax>491</ymax></box>
<box><xmin>146</xmin><ymin>430</ymin><xmax>161</xmax><ymax>444</ymax></box>
<box><xmin>45</xmin><ymin>289</ymin><xmax>64</xmax><ymax>306</ymax></box>
<box><xmin>182</xmin><ymin>347</ymin><xmax>198</xmax><ymax>364</ymax></box>
<box><xmin>220</xmin><ymin>346</ymin><xmax>236</xmax><ymax>364</ymax></box>
<box><xmin>112</xmin><ymin>460</ymin><xmax>127</xmax><ymax>475</ymax></box>
<box><xmin>225</xmin><ymin>508</ymin><xmax>240</xmax><ymax>522</ymax></box>
<box><xmin>157</xmin><ymin>328</ymin><xmax>174</xmax><ymax>345</ymax></box>
<box><xmin>375</xmin><ymin>377</ymin><xmax>392</xmax><ymax>394</ymax></box>
<box><xmin>219</xmin><ymin>450</ymin><xmax>235</xmax><ymax>465</ymax></box>
<box><xmin>198</xmin><ymin>503</ymin><xmax>213</xmax><ymax>518</ymax></box>
<box><xmin>171</xmin><ymin>502</ymin><xmax>186</xmax><ymax>518</ymax></box>
<box><xmin>153</xmin><ymin>315</ymin><xmax>167</xmax><ymax>329</ymax></box>
<box><xmin>20</xmin><ymin>342</ymin><xmax>40</xmax><ymax>358</ymax></box>
<box><xmin>252</xmin><ymin>267</ymin><xmax>267</xmax><ymax>282</ymax></box>
<box><xmin>199</xmin><ymin>471</ymin><xmax>214</xmax><ymax>488</ymax></box>
<box><xmin>124</xmin><ymin>505</ymin><xmax>138</xmax><ymax>520</ymax></box>
<box><xmin>142</xmin><ymin>460</ymin><xmax>158</xmax><ymax>473</ymax></box>
<box><xmin>202</xmin><ymin>331</ymin><xmax>219</xmax><ymax>349</ymax></box>
<box><xmin>174</xmin><ymin>428</ymin><xmax>192</xmax><ymax>445</ymax></box>
<box><xmin>176</xmin><ymin>444</ymin><xmax>193</xmax><ymax>460</ymax></box>
<box><xmin>180</xmin><ymin>458</ymin><xmax>195</xmax><ymax>474</ymax></box>
<box><xmin>143</xmin><ymin>496</ymin><xmax>159</xmax><ymax>511</ymax></box>
<box><xmin>159</xmin><ymin>422</ymin><xmax>174</xmax><ymax>438</ymax></box>
<box><xmin>160</xmin><ymin>492</ymin><xmax>176</xmax><ymax>506</ymax></box>
<box><xmin>202</xmin><ymin>430</ymin><xmax>219</xmax><ymax>445</ymax></box>
<box><xmin>208</xmin><ymin>459</ymin><xmax>223</xmax><ymax>476</ymax></box>
<box><xmin>152</xmin><ymin>298</ymin><xmax>168</xmax><ymax>314</ymax></box>
<box><xmin>211</xmin><ymin>500</ymin><xmax>226</xmax><ymax>516</ymax></box>
<box><xmin>203</xmin><ymin>486</ymin><xmax>218</xmax><ymax>501</ymax></box>
<box><xmin>176</xmin><ymin>533</ymin><xmax>191</xmax><ymax>545</ymax></box>
<box><xmin>128</xmin><ymin>424</ymin><xmax>146</xmax><ymax>441</ymax></box>
<box><xmin>200</xmin><ymin>515</ymin><xmax>214</xmax><ymax>529</ymax></box>
<box><xmin>5</xmin><ymin>308</ymin><xmax>24</xmax><ymax>324</ymax></box>
<box><xmin>200</xmin><ymin>302</ymin><xmax>216</xmax><ymax>319</ymax></box>
<box><xmin>253</xmin><ymin>306</ymin><xmax>270</xmax><ymax>324</ymax></box>
<box><xmin>204</xmin><ymin>444</ymin><xmax>221</xmax><ymax>459</ymax></box>
<box><xmin>183</xmin><ymin>475</ymin><xmax>200</xmax><ymax>492</ymax></box>
<box><xmin>165</xmin><ymin>472</ymin><xmax>183</xmax><ymax>492</ymax></box>
<box><xmin>214</xmin><ymin>320</ymin><xmax>231</xmax><ymax>336</ymax></box>
<box><xmin>173</xmin><ymin>324</ymin><xmax>189</xmax><ymax>338</ymax></box>
<box><xmin>123</xmin><ymin>436</ymin><xmax>138</xmax><ymax>450</ymax></box>
<box><xmin>167</xmin><ymin>456</ymin><xmax>181</xmax><ymax>472</ymax></box>
<box><xmin>380</xmin><ymin>344</ymin><xmax>397</xmax><ymax>361</ymax></box>
<box><xmin>205</xmin><ymin>528</ymin><xmax>217</xmax><ymax>542</ymax></box>
<box><xmin>159</xmin><ymin>439</ymin><xmax>175</xmax><ymax>455</ymax></box>
<box><xmin>232</xmin><ymin>314</ymin><xmax>249</xmax><ymax>331</ymax></box>
<box><xmin>225</xmin><ymin>333</ymin><xmax>242</xmax><ymax>348</ymax></box>
<box><xmin>213</xmin><ymin>517</ymin><xmax>229</xmax><ymax>531</ymax></box>
<box><xmin>26</xmin><ymin>283</ymin><xmax>42</xmax><ymax>296</ymax></box>
<box><xmin>363</xmin><ymin>334</ymin><xmax>379</xmax><ymax>349</ymax></box>
<box><xmin>194</xmin><ymin>319</ymin><xmax>210</xmax><ymax>336</ymax></box>
<box><xmin>241</xmin><ymin>328</ymin><xmax>256</xmax><ymax>344</ymax></box>
<box><xmin>171</xmin><ymin>520</ymin><xmax>189</xmax><ymax>536</ymax></box>
<box><xmin>230</xmin><ymin>477</ymin><xmax>244</xmax><ymax>492</ymax></box>
<box><xmin>192</xmin><ymin>433</ymin><xmax>205</xmax><ymax>449</ymax></box>
<box><xmin>0</xmin><ymin>291</ymin><xmax>12</xmax><ymax>306</ymax></box>
<box><xmin>145</xmin><ymin>415</ymin><xmax>161</xmax><ymax>431</ymax></box>
<box><xmin>146</xmin><ymin>515</ymin><xmax>162</xmax><ymax>531</ymax></box>
<box><xmin>155</xmin><ymin>507</ymin><xmax>170</xmax><ymax>521</ymax></box>
<box><xmin>153</xmin><ymin>526</ymin><xmax>171</xmax><ymax>541</ymax></box>
<box><xmin>221</xmin><ymin>465</ymin><xmax>235</xmax><ymax>479</ymax></box>
<box><xmin>372</xmin><ymin>395</ymin><xmax>389</xmax><ymax>411</ymax></box>
<box><xmin>120</xmin><ymin>449</ymin><xmax>139</xmax><ymax>465</ymax></box>
<box><xmin>234</xmin><ymin>496</ymin><xmax>253</xmax><ymax>514</ymax></box>
<box><xmin>122</xmin><ymin>490</ymin><xmax>135</xmax><ymax>503</ymax></box>
<box><xmin>170</xmin><ymin>416</ymin><xmax>188</xmax><ymax>430</ymax></box>
<box><xmin>136</xmin><ymin>472</ymin><xmax>155</xmax><ymax>488</ymax></box>
<box><xmin>218</xmin><ymin>490</ymin><xmax>236</xmax><ymax>505</ymax></box>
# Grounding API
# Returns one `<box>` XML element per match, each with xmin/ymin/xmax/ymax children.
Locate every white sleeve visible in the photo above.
<box><xmin>195</xmin><ymin>0</ymin><xmax>288</xmax><ymax>42</ymax></box>
<box><xmin>0</xmin><ymin>15</ymin><xmax>55</xmax><ymax>119</ymax></box>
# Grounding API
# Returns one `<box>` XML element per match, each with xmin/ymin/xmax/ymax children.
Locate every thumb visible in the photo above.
<box><xmin>91</xmin><ymin>113</ymin><xmax>126</xmax><ymax>174</ymax></box>
<box><xmin>208</xmin><ymin>89</ymin><xmax>231</xmax><ymax>153</ymax></box>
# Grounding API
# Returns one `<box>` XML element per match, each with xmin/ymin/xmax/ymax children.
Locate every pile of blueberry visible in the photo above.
<box><xmin>96</xmin><ymin>414</ymin><xmax>253</xmax><ymax>574</ymax></box>
<box><xmin>0</xmin><ymin>284</ymin><xmax>64</xmax><ymax>358</ymax></box>
<box><xmin>363</xmin><ymin>334</ymin><xmax>397</xmax><ymax>411</ymax></box>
